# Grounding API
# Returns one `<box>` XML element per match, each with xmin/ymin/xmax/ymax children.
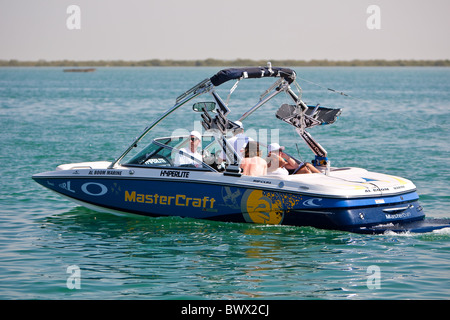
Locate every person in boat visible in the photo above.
<box><xmin>266</xmin><ymin>143</ymin><xmax>320</xmax><ymax>175</ymax></box>
<box><xmin>227</xmin><ymin>121</ymin><xmax>254</xmax><ymax>157</ymax></box>
<box><xmin>173</xmin><ymin>130</ymin><xmax>203</xmax><ymax>167</ymax></box>
<box><xmin>240</xmin><ymin>141</ymin><xmax>267</xmax><ymax>176</ymax></box>
<box><xmin>219</xmin><ymin>120</ymin><xmax>254</xmax><ymax>165</ymax></box>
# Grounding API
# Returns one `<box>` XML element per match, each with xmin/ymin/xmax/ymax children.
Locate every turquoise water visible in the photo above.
<box><xmin>0</xmin><ymin>67</ymin><xmax>449</xmax><ymax>300</ymax></box>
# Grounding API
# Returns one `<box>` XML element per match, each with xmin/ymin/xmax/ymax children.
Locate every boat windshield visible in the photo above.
<box><xmin>124</xmin><ymin>135</ymin><xmax>221</xmax><ymax>171</ymax></box>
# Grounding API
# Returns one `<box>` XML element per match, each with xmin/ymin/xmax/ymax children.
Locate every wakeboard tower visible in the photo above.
<box><xmin>32</xmin><ymin>64</ymin><xmax>450</xmax><ymax>234</ymax></box>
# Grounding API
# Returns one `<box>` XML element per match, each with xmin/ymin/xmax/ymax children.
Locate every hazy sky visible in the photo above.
<box><xmin>1</xmin><ymin>0</ymin><xmax>449</xmax><ymax>61</ymax></box>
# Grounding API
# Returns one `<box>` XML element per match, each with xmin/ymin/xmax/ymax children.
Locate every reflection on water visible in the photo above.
<box><xmin>33</xmin><ymin>206</ymin><xmax>449</xmax><ymax>299</ymax></box>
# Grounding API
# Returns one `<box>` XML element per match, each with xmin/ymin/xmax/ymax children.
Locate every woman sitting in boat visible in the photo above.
<box><xmin>240</xmin><ymin>141</ymin><xmax>267</xmax><ymax>176</ymax></box>
<box><xmin>173</xmin><ymin>131</ymin><xmax>203</xmax><ymax>167</ymax></box>
<box><xmin>266</xmin><ymin>143</ymin><xmax>320</xmax><ymax>175</ymax></box>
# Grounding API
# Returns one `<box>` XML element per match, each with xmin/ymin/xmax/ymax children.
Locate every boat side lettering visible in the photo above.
<box><xmin>365</xmin><ymin>187</ymin><xmax>390</xmax><ymax>193</ymax></box>
<box><xmin>59</xmin><ymin>181</ymin><xmax>75</xmax><ymax>193</ymax></box>
<box><xmin>252</xmin><ymin>179</ymin><xmax>272</xmax><ymax>184</ymax></box>
<box><xmin>385</xmin><ymin>211</ymin><xmax>411</xmax><ymax>220</ymax></box>
<box><xmin>160</xmin><ymin>170</ymin><xmax>190</xmax><ymax>178</ymax></box>
<box><xmin>88</xmin><ymin>170</ymin><xmax>122</xmax><ymax>176</ymax></box>
<box><xmin>124</xmin><ymin>190</ymin><xmax>215</xmax><ymax>209</ymax></box>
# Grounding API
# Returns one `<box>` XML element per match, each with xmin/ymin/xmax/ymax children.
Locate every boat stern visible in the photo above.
<box><xmin>275</xmin><ymin>168</ymin><xmax>434</xmax><ymax>233</ymax></box>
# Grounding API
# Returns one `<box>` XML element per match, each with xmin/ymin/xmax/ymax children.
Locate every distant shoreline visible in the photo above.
<box><xmin>1</xmin><ymin>59</ymin><xmax>449</xmax><ymax>67</ymax></box>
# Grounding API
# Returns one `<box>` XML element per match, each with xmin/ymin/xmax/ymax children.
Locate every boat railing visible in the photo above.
<box><xmin>176</xmin><ymin>78</ymin><xmax>212</xmax><ymax>104</ymax></box>
<box><xmin>108</xmin><ymin>80</ymin><xmax>213</xmax><ymax>169</ymax></box>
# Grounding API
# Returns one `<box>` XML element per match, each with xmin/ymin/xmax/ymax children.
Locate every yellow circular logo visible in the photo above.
<box><xmin>241</xmin><ymin>190</ymin><xmax>284</xmax><ymax>225</ymax></box>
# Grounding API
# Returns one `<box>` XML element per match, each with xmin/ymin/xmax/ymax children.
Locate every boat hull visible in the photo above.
<box><xmin>32</xmin><ymin>165</ymin><xmax>449</xmax><ymax>234</ymax></box>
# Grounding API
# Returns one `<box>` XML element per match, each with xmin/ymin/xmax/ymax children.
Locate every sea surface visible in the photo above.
<box><xmin>0</xmin><ymin>66</ymin><xmax>449</xmax><ymax>300</ymax></box>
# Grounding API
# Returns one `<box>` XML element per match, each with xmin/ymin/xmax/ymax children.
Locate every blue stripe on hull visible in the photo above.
<box><xmin>33</xmin><ymin>177</ymin><xmax>425</xmax><ymax>231</ymax></box>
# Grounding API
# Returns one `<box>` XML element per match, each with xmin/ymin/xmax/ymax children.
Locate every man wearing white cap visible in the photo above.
<box><xmin>266</xmin><ymin>143</ymin><xmax>320</xmax><ymax>175</ymax></box>
<box><xmin>173</xmin><ymin>131</ymin><xmax>203</xmax><ymax>167</ymax></box>
<box><xmin>227</xmin><ymin>121</ymin><xmax>254</xmax><ymax>157</ymax></box>
<box><xmin>219</xmin><ymin>121</ymin><xmax>254</xmax><ymax>163</ymax></box>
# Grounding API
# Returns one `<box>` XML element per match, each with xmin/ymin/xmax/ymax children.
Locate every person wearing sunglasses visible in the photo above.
<box><xmin>266</xmin><ymin>143</ymin><xmax>320</xmax><ymax>175</ymax></box>
<box><xmin>173</xmin><ymin>131</ymin><xmax>203</xmax><ymax>167</ymax></box>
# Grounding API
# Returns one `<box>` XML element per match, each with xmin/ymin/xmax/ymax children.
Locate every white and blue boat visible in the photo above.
<box><xmin>32</xmin><ymin>65</ymin><xmax>450</xmax><ymax>234</ymax></box>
